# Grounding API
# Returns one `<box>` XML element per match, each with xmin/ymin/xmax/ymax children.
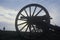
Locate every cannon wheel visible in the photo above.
<box><xmin>15</xmin><ymin>4</ymin><xmax>50</xmax><ymax>39</ymax></box>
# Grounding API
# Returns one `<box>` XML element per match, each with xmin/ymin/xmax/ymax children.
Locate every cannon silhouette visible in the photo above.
<box><xmin>15</xmin><ymin>4</ymin><xmax>60</xmax><ymax>40</ymax></box>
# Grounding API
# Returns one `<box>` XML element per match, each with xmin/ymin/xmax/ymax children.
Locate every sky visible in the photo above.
<box><xmin>0</xmin><ymin>0</ymin><xmax>60</xmax><ymax>31</ymax></box>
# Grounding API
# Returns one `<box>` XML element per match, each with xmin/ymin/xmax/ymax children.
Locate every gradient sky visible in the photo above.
<box><xmin>0</xmin><ymin>0</ymin><xmax>60</xmax><ymax>31</ymax></box>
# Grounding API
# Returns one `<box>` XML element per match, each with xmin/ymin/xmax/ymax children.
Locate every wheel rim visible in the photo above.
<box><xmin>15</xmin><ymin>4</ymin><xmax>50</xmax><ymax>39</ymax></box>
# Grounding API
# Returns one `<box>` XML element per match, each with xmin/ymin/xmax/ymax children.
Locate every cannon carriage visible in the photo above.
<box><xmin>15</xmin><ymin>4</ymin><xmax>60</xmax><ymax>40</ymax></box>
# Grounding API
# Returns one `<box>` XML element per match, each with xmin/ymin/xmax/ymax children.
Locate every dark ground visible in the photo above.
<box><xmin>0</xmin><ymin>30</ymin><xmax>60</xmax><ymax>40</ymax></box>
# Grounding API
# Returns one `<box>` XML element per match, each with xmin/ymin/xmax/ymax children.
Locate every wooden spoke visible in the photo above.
<box><xmin>24</xmin><ymin>9</ymin><xmax>28</xmax><ymax>16</ymax></box>
<box><xmin>35</xmin><ymin>8</ymin><xmax>43</xmax><ymax>16</ymax></box>
<box><xmin>32</xmin><ymin>6</ymin><xmax>37</xmax><ymax>16</ymax></box>
<box><xmin>20</xmin><ymin>13</ymin><xmax>25</xmax><ymax>17</ymax></box>
<box><xmin>32</xmin><ymin>25</ymin><xmax>36</xmax><ymax>32</ymax></box>
<box><xmin>25</xmin><ymin>25</ymin><xmax>29</xmax><ymax>32</ymax></box>
<box><xmin>20</xmin><ymin>23</ymin><xmax>27</xmax><ymax>31</ymax></box>
<box><xmin>17</xmin><ymin>22</ymin><xmax>27</xmax><ymax>26</ymax></box>
<box><xmin>29</xmin><ymin>24</ymin><xmax>31</xmax><ymax>32</ymax></box>
<box><xmin>18</xmin><ymin>19</ymin><xmax>27</xmax><ymax>21</ymax></box>
<box><xmin>29</xmin><ymin>6</ymin><xmax>31</xmax><ymax>16</ymax></box>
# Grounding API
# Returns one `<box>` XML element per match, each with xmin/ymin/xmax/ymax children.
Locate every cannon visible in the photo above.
<box><xmin>15</xmin><ymin>4</ymin><xmax>60</xmax><ymax>40</ymax></box>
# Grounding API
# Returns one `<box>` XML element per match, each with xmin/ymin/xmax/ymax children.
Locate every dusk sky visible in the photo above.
<box><xmin>0</xmin><ymin>0</ymin><xmax>60</xmax><ymax>31</ymax></box>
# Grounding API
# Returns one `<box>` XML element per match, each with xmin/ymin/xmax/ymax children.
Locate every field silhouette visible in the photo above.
<box><xmin>0</xmin><ymin>30</ymin><xmax>60</xmax><ymax>40</ymax></box>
